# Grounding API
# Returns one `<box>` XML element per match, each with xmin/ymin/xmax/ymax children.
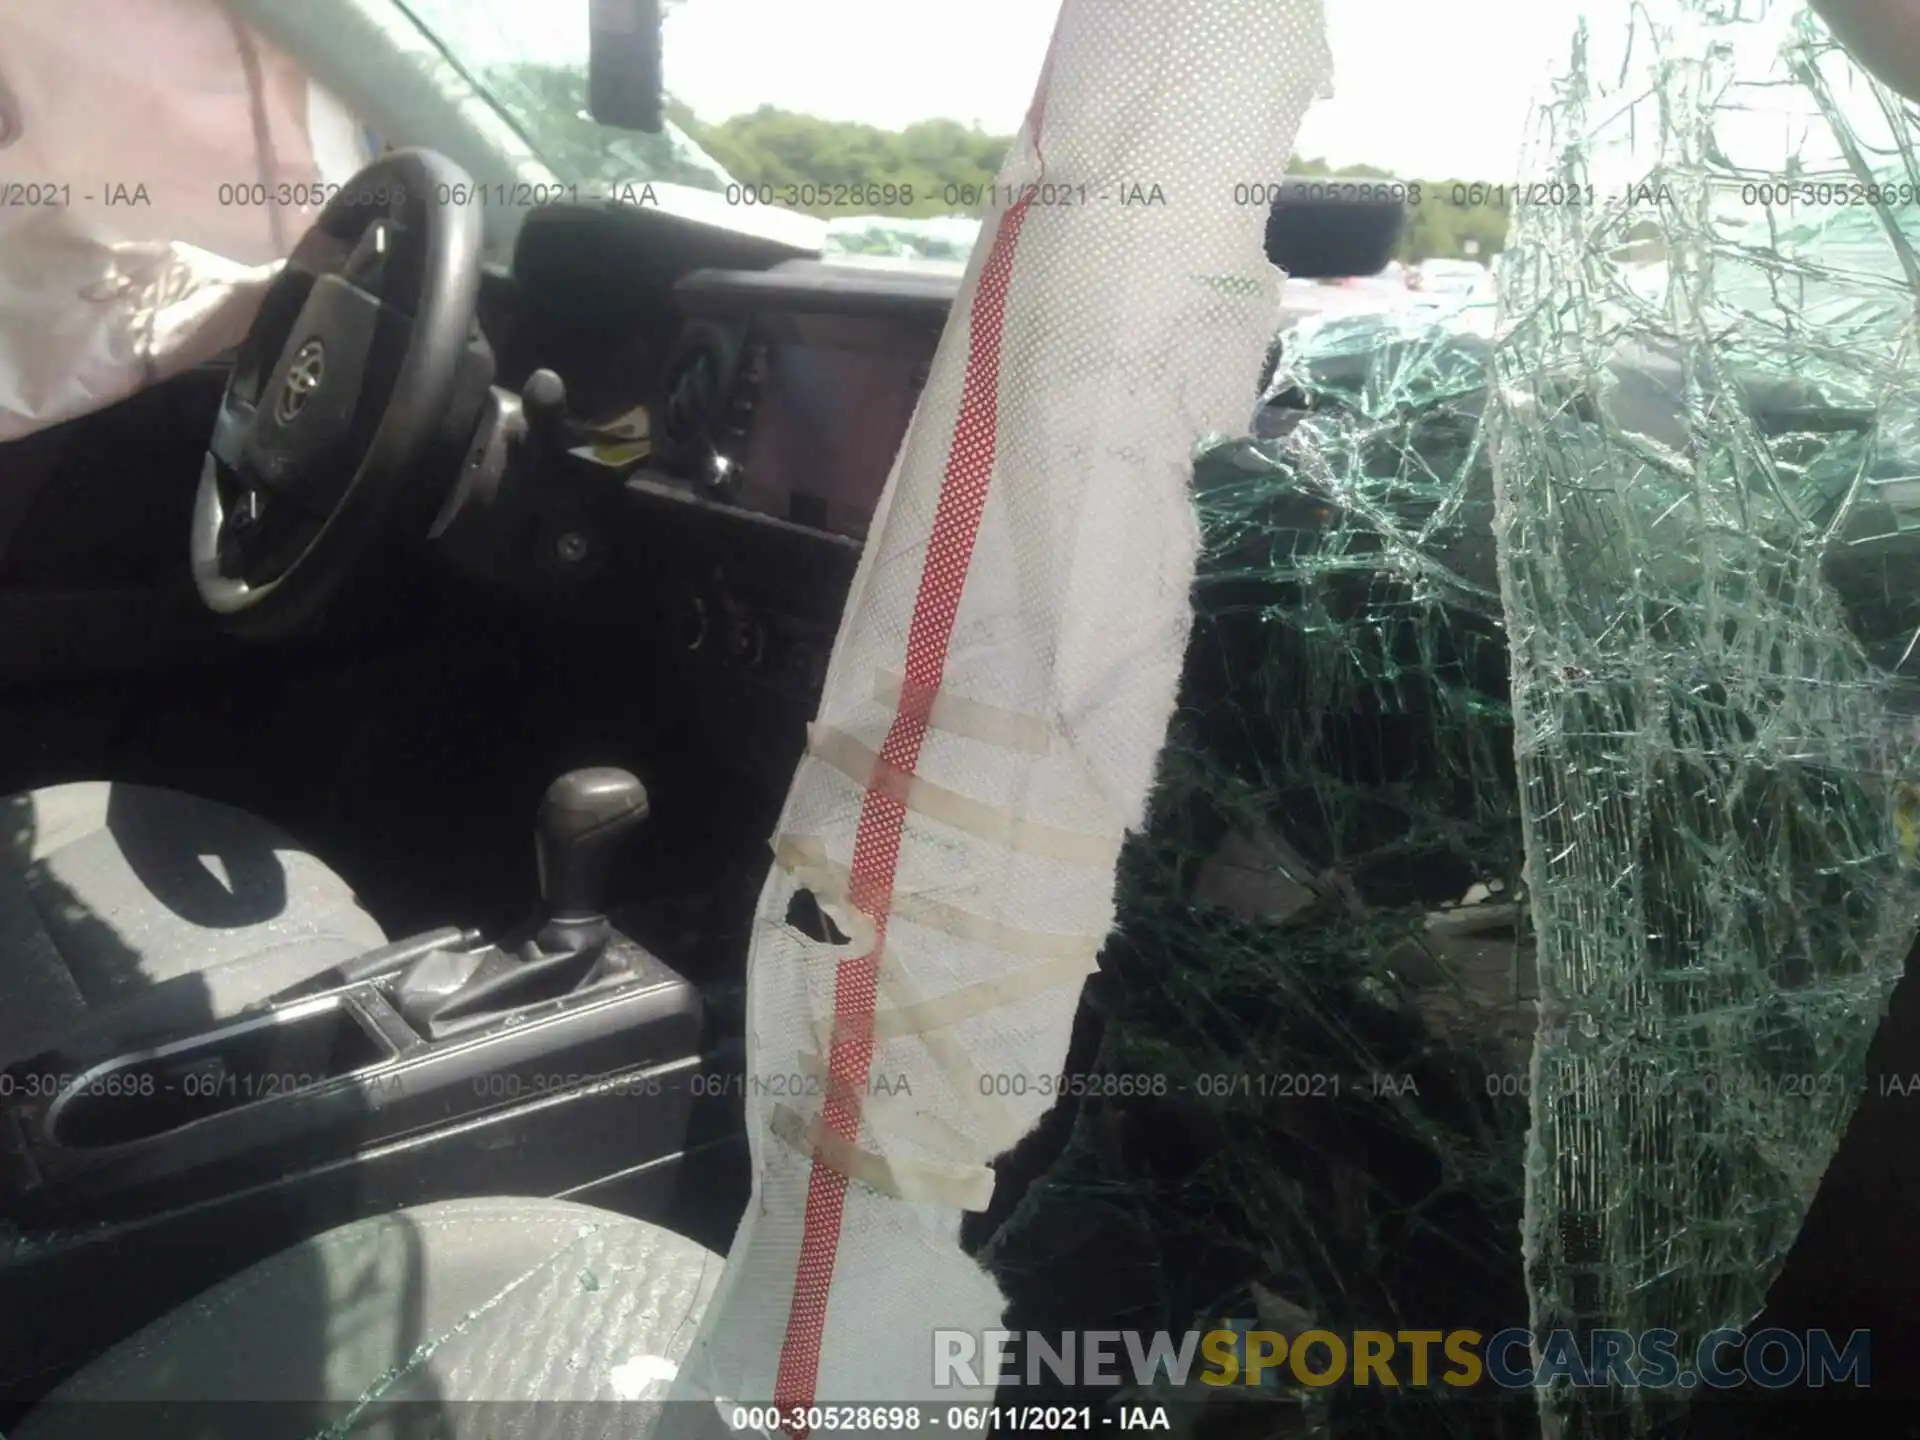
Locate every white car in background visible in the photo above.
<box><xmin>1414</xmin><ymin>257</ymin><xmax>1493</xmax><ymax>295</ymax></box>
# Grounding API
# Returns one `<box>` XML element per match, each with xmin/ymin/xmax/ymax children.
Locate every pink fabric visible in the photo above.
<box><xmin>0</xmin><ymin>0</ymin><xmax>326</xmax><ymax>266</ymax></box>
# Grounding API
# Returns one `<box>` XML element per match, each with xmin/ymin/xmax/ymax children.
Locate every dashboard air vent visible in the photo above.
<box><xmin>656</xmin><ymin>322</ymin><xmax>741</xmax><ymax>471</ymax></box>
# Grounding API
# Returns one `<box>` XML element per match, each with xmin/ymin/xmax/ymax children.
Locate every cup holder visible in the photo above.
<box><xmin>45</xmin><ymin>996</ymin><xmax>394</xmax><ymax>1150</ymax></box>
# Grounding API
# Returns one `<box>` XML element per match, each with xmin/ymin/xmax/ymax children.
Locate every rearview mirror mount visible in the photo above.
<box><xmin>1264</xmin><ymin>180</ymin><xmax>1407</xmax><ymax>279</ymax></box>
<box><xmin>588</xmin><ymin>0</ymin><xmax>664</xmax><ymax>133</ymax></box>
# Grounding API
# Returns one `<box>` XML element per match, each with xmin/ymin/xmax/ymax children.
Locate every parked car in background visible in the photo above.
<box><xmin>1414</xmin><ymin>256</ymin><xmax>1493</xmax><ymax>294</ymax></box>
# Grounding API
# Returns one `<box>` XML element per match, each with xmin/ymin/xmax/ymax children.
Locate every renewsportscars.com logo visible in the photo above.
<box><xmin>932</xmin><ymin>1326</ymin><xmax>1871</xmax><ymax>1391</ymax></box>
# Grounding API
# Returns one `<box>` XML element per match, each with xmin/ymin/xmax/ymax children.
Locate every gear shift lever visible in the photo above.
<box><xmin>534</xmin><ymin>767</ymin><xmax>649</xmax><ymax>949</ymax></box>
<box><xmin>392</xmin><ymin>768</ymin><xmax>649</xmax><ymax>1038</ymax></box>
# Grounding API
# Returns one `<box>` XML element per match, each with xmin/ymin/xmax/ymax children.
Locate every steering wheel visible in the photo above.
<box><xmin>192</xmin><ymin>150</ymin><xmax>484</xmax><ymax>636</ymax></box>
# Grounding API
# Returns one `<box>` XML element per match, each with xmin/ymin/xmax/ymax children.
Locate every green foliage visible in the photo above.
<box><xmin>490</xmin><ymin>59</ymin><xmax>1513</xmax><ymax>261</ymax></box>
<box><xmin>1395</xmin><ymin>179</ymin><xmax>1515</xmax><ymax>265</ymax></box>
<box><xmin>677</xmin><ymin>106</ymin><xmax>1011</xmax><ymax>219</ymax></box>
<box><xmin>1248</xmin><ymin>156</ymin><xmax>1514</xmax><ymax>264</ymax></box>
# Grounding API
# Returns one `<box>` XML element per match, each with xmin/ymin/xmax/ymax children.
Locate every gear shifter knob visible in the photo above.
<box><xmin>535</xmin><ymin>767</ymin><xmax>649</xmax><ymax>926</ymax></box>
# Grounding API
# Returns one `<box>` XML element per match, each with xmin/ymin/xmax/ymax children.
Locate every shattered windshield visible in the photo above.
<box><xmin>394</xmin><ymin>0</ymin><xmax>740</xmax><ymax>193</ymax></box>
<box><xmin>328</xmin><ymin>1</ymin><xmax>1920</xmax><ymax>1431</ymax></box>
<box><xmin>979</xmin><ymin>2</ymin><xmax>1919</xmax><ymax>1436</ymax></box>
<box><xmin>390</xmin><ymin>0</ymin><xmax>1018</xmax><ymax>266</ymax></box>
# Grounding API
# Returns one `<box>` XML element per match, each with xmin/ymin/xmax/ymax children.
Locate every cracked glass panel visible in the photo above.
<box><xmin>1487</xmin><ymin>2</ymin><xmax>1920</xmax><ymax>1435</ymax></box>
<box><xmin>984</xmin><ymin>288</ymin><xmax>1539</xmax><ymax>1439</ymax></box>
<box><xmin>984</xmin><ymin>6</ymin><xmax>1920</xmax><ymax>1438</ymax></box>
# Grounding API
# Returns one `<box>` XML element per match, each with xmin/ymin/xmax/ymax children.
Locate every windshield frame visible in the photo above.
<box><xmin>391</xmin><ymin>0</ymin><xmax>742</xmax><ymax>195</ymax></box>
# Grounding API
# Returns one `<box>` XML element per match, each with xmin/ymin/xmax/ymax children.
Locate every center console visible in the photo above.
<box><xmin>0</xmin><ymin>769</ymin><xmax>718</xmax><ymax>1409</ymax></box>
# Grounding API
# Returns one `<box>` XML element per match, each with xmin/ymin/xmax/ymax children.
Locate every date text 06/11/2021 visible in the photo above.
<box><xmin>671</xmin><ymin>1071</ymin><xmax>1406</xmax><ymax>1102</ymax></box>
<box><xmin>725</xmin><ymin>1404</ymin><xmax>1172</xmax><ymax>1432</ymax></box>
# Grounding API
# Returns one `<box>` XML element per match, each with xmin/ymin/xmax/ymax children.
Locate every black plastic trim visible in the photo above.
<box><xmin>2</xmin><ymin>945</ymin><xmax>701</xmax><ymax>1225</ymax></box>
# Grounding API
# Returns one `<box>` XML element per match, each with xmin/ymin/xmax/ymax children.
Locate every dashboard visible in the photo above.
<box><xmin>647</xmin><ymin>264</ymin><xmax>951</xmax><ymax>542</ymax></box>
<box><xmin>456</xmin><ymin>176</ymin><xmax>1383</xmax><ymax>564</ymax></box>
<box><xmin>408</xmin><ymin>182</ymin><xmax>1416</xmax><ymax>803</ymax></box>
<box><xmin>468</xmin><ymin>201</ymin><xmax>958</xmax><ymax>548</ymax></box>
<box><xmin>435</xmin><ymin>200</ymin><xmax>962</xmax><ymax>789</ymax></box>
<box><xmin>427</xmin><ymin>188</ymin><xmax>1343</xmax><ymax>786</ymax></box>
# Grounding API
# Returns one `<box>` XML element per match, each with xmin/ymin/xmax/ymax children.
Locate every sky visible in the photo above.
<box><xmin>659</xmin><ymin>0</ymin><xmax>1595</xmax><ymax>179</ymax></box>
<box><xmin>451</xmin><ymin>0</ymin><xmax>1593</xmax><ymax>178</ymax></box>
<box><xmin>438</xmin><ymin>0</ymin><xmax>1885</xmax><ymax>185</ymax></box>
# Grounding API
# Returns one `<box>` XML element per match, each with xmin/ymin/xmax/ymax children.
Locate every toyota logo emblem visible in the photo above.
<box><xmin>276</xmin><ymin>339</ymin><xmax>326</xmax><ymax>424</ymax></box>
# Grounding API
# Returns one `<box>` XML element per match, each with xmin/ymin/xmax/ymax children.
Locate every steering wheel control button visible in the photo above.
<box><xmin>341</xmin><ymin>219</ymin><xmax>393</xmax><ymax>288</ymax></box>
<box><xmin>276</xmin><ymin>339</ymin><xmax>326</xmax><ymax>424</ymax></box>
<box><xmin>215</xmin><ymin>492</ymin><xmax>263</xmax><ymax>576</ymax></box>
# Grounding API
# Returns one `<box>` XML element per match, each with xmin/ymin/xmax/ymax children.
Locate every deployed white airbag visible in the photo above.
<box><xmin>0</xmin><ymin>0</ymin><xmax>370</xmax><ymax>441</ymax></box>
<box><xmin>666</xmin><ymin>0</ymin><xmax>1333</xmax><ymax>1430</ymax></box>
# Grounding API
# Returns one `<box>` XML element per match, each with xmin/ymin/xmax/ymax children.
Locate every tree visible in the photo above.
<box><xmin>487</xmin><ymin>68</ymin><xmax>1512</xmax><ymax>260</ymax></box>
<box><xmin>670</xmin><ymin>106</ymin><xmax>1008</xmax><ymax>217</ymax></box>
<box><xmin>1293</xmin><ymin>158</ymin><xmax>1510</xmax><ymax>264</ymax></box>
